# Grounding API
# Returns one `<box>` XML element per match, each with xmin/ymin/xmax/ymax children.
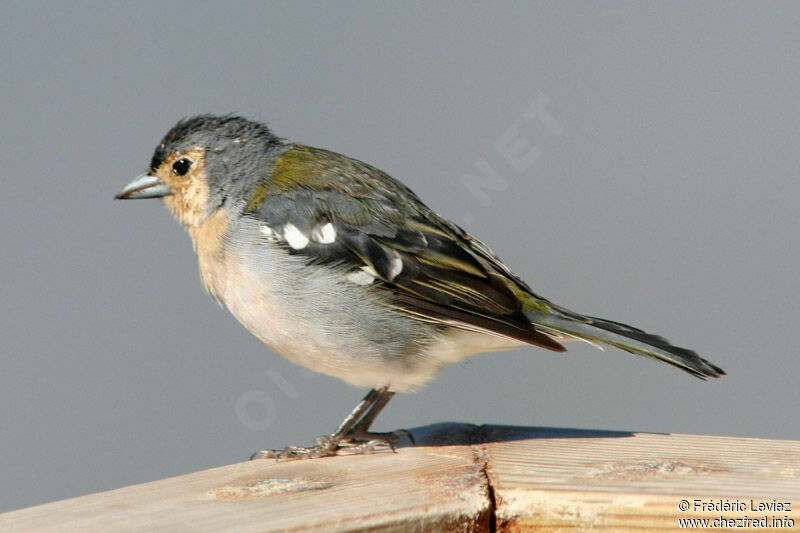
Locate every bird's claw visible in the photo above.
<box><xmin>334</xmin><ymin>438</ymin><xmax>392</xmax><ymax>455</ymax></box>
<box><xmin>249</xmin><ymin>444</ymin><xmax>335</xmax><ymax>461</ymax></box>
<box><xmin>250</xmin><ymin>433</ymin><xmax>398</xmax><ymax>461</ymax></box>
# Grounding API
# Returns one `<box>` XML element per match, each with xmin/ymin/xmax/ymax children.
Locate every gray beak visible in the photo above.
<box><xmin>115</xmin><ymin>173</ymin><xmax>173</xmax><ymax>199</ymax></box>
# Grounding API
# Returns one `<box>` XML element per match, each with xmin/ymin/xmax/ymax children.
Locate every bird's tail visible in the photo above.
<box><xmin>526</xmin><ymin>306</ymin><xmax>725</xmax><ymax>379</ymax></box>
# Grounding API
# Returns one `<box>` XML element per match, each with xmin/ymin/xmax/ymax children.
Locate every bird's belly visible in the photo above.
<box><xmin>200</xmin><ymin>245</ymin><xmax>488</xmax><ymax>392</ymax></box>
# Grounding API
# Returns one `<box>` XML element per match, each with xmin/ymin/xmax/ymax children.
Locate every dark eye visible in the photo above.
<box><xmin>172</xmin><ymin>158</ymin><xmax>192</xmax><ymax>176</ymax></box>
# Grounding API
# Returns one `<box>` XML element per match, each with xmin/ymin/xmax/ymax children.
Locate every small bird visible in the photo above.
<box><xmin>117</xmin><ymin>114</ymin><xmax>724</xmax><ymax>459</ymax></box>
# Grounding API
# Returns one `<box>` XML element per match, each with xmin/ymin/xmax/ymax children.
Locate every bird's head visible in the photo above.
<box><xmin>116</xmin><ymin>115</ymin><xmax>282</xmax><ymax>227</ymax></box>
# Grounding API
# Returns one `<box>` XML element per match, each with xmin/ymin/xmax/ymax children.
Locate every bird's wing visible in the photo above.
<box><xmin>243</xmin><ymin>145</ymin><xmax>565</xmax><ymax>351</ymax></box>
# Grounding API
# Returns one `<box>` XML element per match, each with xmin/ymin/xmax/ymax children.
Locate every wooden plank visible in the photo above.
<box><xmin>2</xmin><ymin>425</ymin><xmax>798</xmax><ymax>531</ymax></box>
<box><xmin>0</xmin><ymin>443</ymin><xmax>490</xmax><ymax>532</ymax></box>
<box><xmin>471</xmin><ymin>426</ymin><xmax>800</xmax><ymax>531</ymax></box>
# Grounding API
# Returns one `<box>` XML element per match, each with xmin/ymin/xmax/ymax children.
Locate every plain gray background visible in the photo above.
<box><xmin>2</xmin><ymin>1</ymin><xmax>798</xmax><ymax>513</ymax></box>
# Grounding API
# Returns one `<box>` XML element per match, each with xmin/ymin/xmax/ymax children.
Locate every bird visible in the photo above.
<box><xmin>116</xmin><ymin>114</ymin><xmax>725</xmax><ymax>459</ymax></box>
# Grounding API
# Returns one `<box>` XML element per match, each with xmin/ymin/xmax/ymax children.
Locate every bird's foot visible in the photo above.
<box><xmin>250</xmin><ymin>386</ymin><xmax>410</xmax><ymax>461</ymax></box>
<box><xmin>250</xmin><ymin>433</ymin><xmax>397</xmax><ymax>461</ymax></box>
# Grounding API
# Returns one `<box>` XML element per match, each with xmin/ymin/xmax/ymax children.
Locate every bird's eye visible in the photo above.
<box><xmin>172</xmin><ymin>158</ymin><xmax>192</xmax><ymax>176</ymax></box>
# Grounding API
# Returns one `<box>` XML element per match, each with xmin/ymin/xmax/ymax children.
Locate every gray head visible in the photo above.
<box><xmin>116</xmin><ymin>114</ymin><xmax>285</xmax><ymax>226</ymax></box>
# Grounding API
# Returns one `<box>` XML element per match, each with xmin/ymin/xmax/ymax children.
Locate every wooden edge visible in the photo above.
<box><xmin>2</xmin><ymin>424</ymin><xmax>798</xmax><ymax>532</ymax></box>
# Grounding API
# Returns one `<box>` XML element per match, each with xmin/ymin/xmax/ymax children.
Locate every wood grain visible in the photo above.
<box><xmin>0</xmin><ymin>443</ymin><xmax>490</xmax><ymax>532</ymax></box>
<box><xmin>474</xmin><ymin>426</ymin><xmax>800</xmax><ymax>530</ymax></box>
<box><xmin>2</xmin><ymin>424</ymin><xmax>798</xmax><ymax>532</ymax></box>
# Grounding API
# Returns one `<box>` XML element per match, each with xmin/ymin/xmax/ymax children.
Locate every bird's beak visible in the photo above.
<box><xmin>115</xmin><ymin>173</ymin><xmax>173</xmax><ymax>200</ymax></box>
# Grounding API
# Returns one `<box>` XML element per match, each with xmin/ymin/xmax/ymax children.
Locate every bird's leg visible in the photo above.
<box><xmin>333</xmin><ymin>386</ymin><xmax>412</xmax><ymax>453</ymax></box>
<box><xmin>328</xmin><ymin>387</ymin><xmax>386</xmax><ymax>441</ymax></box>
<box><xmin>350</xmin><ymin>388</ymin><xmax>394</xmax><ymax>433</ymax></box>
<box><xmin>251</xmin><ymin>387</ymin><xmax>393</xmax><ymax>460</ymax></box>
<box><xmin>340</xmin><ymin>389</ymin><xmax>413</xmax><ymax>446</ymax></box>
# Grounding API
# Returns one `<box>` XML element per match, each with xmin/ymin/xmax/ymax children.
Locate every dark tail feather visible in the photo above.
<box><xmin>526</xmin><ymin>307</ymin><xmax>725</xmax><ymax>379</ymax></box>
